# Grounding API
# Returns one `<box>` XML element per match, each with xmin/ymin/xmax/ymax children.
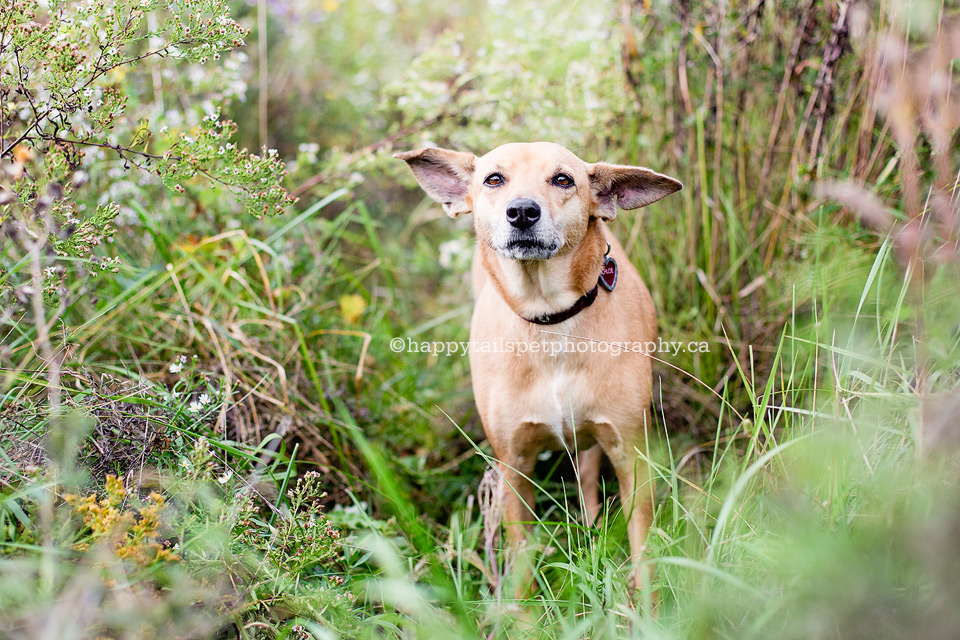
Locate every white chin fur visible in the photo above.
<box><xmin>491</xmin><ymin>219</ymin><xmax>563</xmax><ymax>261</ymax></box>
<box><xmin>495</xmin><ymin>243</ymin><xmax>561</xmax><ymax>261</ymax></box>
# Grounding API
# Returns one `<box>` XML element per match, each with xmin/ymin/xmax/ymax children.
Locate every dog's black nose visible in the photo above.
<box><xmin>505</xmin><ymin>198</ymin><xmax>541</xmax><ymax>230</ymax></box>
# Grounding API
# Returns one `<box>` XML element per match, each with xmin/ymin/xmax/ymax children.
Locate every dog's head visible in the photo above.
<box><xmin>395</xmin><ymin>141</ymin><xmax>682</xmax><ymax>261</ymax></box>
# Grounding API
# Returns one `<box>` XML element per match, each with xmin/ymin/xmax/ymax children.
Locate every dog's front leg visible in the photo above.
<box><xmin>593</xmin><ymin>420</ymin><xmax>655</xmax><ymax>595</ymax></box>
<box><xmin>612</xmin><ymin>446</ymin><xmax>654</xmax><ymax>594</ymax></box>
<box><xmin>498</xmin><ymin>453</ymin><xmax>538</xmax><ymax>599</ymax></box>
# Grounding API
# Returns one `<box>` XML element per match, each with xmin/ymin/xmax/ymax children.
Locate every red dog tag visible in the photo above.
<box><xmin>599</xmin><ymin>256</ymin><xmax>618</xmax><ymax>291</ymax></box>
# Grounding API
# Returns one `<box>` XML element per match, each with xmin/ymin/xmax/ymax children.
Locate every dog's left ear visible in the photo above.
<box><xmin>394</xmin><ymin>147</ymin><xmax>477</xmax><ymax>218</ymax></box>
<box><xmin>588</xmin><ymin>163</ymin><xmax>683</xmax><ymax>221</ymax></box>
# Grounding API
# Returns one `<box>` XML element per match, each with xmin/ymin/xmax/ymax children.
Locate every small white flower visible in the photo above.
<box><xmin>198</xmin><ymin>393</ymin><xmax>210</xmax><ymax>405</ymax></box>
<box><xmin>188</xmin><ymin>400</ymin><xmax>202</xmax><ymax>413</ymax></box>
<box><xmin>217</xmin><ymin>470</ymin><xmax>232</xmax><ymax>484</ymax></box>
<box><xmin>169</xmin><ymin>354</ymin><xmax>187</xmax><ymax>374</ymax></box>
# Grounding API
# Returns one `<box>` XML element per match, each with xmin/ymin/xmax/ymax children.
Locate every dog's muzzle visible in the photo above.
<box><xmin>495</xmin><ymin>198</ymin><xmax>561</xmax><ymax>260</ymax></box>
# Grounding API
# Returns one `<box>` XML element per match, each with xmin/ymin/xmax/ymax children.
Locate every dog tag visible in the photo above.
<box><xmin>599</xmin><ymin>256</ymin><xmax>618</xmax><ymax>291</ymax></box>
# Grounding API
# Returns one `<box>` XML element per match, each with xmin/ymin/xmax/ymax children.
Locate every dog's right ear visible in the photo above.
<box><xmin>394</xmin><ymin>147</ymin><xmax>477</xmax><ymax>218</ymax></box>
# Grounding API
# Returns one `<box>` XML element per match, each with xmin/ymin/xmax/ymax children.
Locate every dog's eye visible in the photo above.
<box><xmin>552</xmin><ymin>173</ymin><xmax>574</xmax><ymax>188</ymax></box>
<box><xmin>483</xmin><ymin>173</ymin><xmax>504</xmax><ymax>187</ymax></box>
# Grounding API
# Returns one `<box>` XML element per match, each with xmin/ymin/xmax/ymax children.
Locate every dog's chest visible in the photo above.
<box><xmin>529</xmin><ymin>357</ymin><xmax>605</xmax><ymax>449</ymax></box>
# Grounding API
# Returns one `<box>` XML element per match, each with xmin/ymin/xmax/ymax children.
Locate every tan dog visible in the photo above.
<box><xmin>396</xmin><ymin>142</ymin><xmax>682</xmax><ymax>593</ymax></box>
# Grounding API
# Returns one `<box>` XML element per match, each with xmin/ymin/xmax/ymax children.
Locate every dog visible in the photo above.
<box><xmin>396</xmin><ymin>142</ymin><xmax>682</xmax><ymax>593</ymax></box>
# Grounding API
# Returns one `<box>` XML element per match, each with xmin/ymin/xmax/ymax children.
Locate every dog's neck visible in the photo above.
<box><xmin>480</xmin><ymin>220</ymin><xmax>607</xmax><ymax>320</ymax></box>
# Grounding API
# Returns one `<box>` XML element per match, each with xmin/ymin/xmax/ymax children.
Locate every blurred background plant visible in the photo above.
<box><xmin>1</xmin><ymin>0</ymin><xmax>959</xmax><ymax>638</ymax></box>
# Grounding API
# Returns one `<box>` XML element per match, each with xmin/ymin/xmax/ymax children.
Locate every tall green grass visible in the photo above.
<box><xmin>327</xmin><ymin>218</ymin><xmax>958</xmax><ymax>638</ymax></box>
<box><xmin>3</xmin><ymin>1</ymin><xmax>959</xmax><ymax>638</ymax></box>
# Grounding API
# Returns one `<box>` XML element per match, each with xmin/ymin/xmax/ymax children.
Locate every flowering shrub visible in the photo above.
<box><xmin>235</xmin><ymin>470</ymin><xmax>346</xmax><ymax>576</ymax></box>
<box><xmin>64</xmin><ymin>475</ymin><xmax>180</xmax><ymax>570</ymax></box>
<box><xmin>0</xmin><ymin>0</ymin><xmax>294</xmax><ymax>313</ymax></box>
<box><xmin>5</xmin><ymin>439</ymin><xmax>360</xmax><ymax>637</ymax></box>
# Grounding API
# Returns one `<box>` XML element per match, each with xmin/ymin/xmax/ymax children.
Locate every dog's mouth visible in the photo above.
<box><xmin>496</xmin><ymin>238</ymin><xmax>561</xmax><ymax>261</ymax></box>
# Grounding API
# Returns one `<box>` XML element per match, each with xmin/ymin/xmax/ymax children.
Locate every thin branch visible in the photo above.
<box><xmin>1</xmin><ymin>41</ymin><xmax>190</xmax><ymax>159</ymax></box>
<box><xmin>52</xmin><ymin>136</ymin><xmax>179</xmax><ymax>162</ymax></box>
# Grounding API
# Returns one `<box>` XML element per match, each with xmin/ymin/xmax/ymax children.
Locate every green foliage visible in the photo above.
<box><xmin>158</xmin><ymin>108</ymin><xmax>294</xmax><ymax>216</ymax></box>
<box><xmin>0</xmin><ymin>0</ymin><xmax>292</xmax><ymax>315</ymax></box>
<box><xmin>1</xmin><ymin>424</ymin><xmax>357</xmax><ymax>638</ymax></box>
<box><xmin>2</xmin><ymin>0</ymin><xmax>960</xmax><ymax>638</ymax></box>
<box><xmin>381</xmin><ymin>16</ymin><xmax>627</xmax><ymax>153</ymax></box>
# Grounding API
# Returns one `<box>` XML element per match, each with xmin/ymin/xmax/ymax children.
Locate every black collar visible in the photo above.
<box><xmin>524</xmin><ymin>284</ymin><xmax>600</xmax><ymax>325</ymax></box>
<box><xmin>519</xmin><ymin>243</ymin><xmax>617</xmax><ymax>326</ymax></box>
